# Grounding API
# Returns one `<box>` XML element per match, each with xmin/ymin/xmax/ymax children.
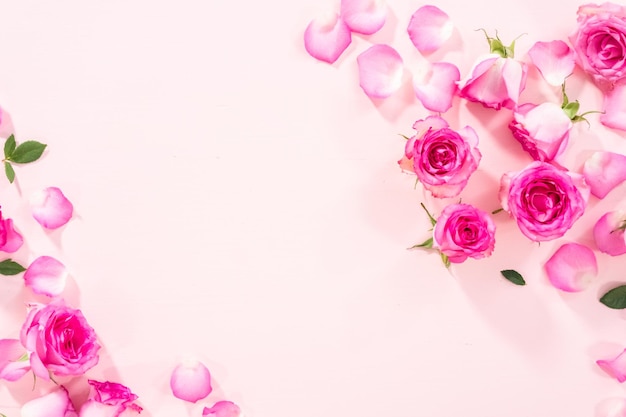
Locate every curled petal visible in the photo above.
<box><xmin>356</xmin><ymin>44</ymin><xmax>403</xmax><ymax>98</ymax></box>
<box><xmin>340</xmin><ymin>0</ymin><xmax>386</xmax><ymax>35</ymax></box>
<box><xmin>598</xmin><ymin>348</ymin><xmax>626</xmax><ymax>383</ymax></box>
<box><xmin>24</xmin><ymin>256</ymin><xmax>68</xmax><ymax>297</ymax></box>
<box><xmin>594</xmin><ymin>211</ymin><xmax>626</xmax><ymax>256</ymax></box>
<box><xmin>545</xmin><ymin>243</ymin><xmax>598</xmax><ymax>292</ymax></box>
<box><xmin>22</xmin><ymin>387</ymin><xmax>77</xmax><ymax>417</ymax></box>
<box><xmin>413</xmin><ymin>62</ymin><xmax>460</xmax><ymax>112</ymax></box>
<box><xmin>583</xmin><ymin>151</ymin><xmax>626</xmax><ymax>199</ymax></box>
<box><xmin>0</xmin><ymin>338</ymin><xmax>30</xmax><ymax>381</ymax></box>
<box><xmin>0</xmin><ymin>218</ymin><xmax>23</xmax><ymax>253</ymax></box>
<box><xmin>602</xmin><ymin>84</ymin><xmax>626</xmax><ymax>131</ymax></box>
<box><xmin>170</xmin><ymin>360</ymin><xmax>212</xmax><ymax>403</ymax></box>
<box><xmin>31</xmin><ymin>187</ymin><xmax>74</xmax><ymax>229</ymax></box>
<box><xmin>203</xmin><ymin>401</ymin><xmax>243</xmax><ymax>417</ymax></box>
<box><xmin>407</xmin><ymin>5</ymin><xmax>453</xmax><ymax>54</ymax></box>
<box><xmin>528</xmin><ymin>40</ymin><xmax>576</xmax><ymax>86</ymax></box>
<box><xmin>304</xmin><ymin>13</ymin><xmax>352</xmax><ymax>64</ymax></box>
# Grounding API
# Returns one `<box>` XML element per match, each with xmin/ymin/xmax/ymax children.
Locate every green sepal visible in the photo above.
<box><xmin>4</xmin><ymin>162</ymin><xmax>15</xmax><ymax>183</ymax></box>
<box><xmin>16</xmin><ymin>352</ymin><xmax>29</xmax><ymax>362</ymax></box>
<box><xmin>4</xmin><ymin>134</ymin><xmax>16</xmax><ymax>159</ymax></box>
<box><xmin>600</xmin><ymin>285</ymin><xmax>626</xmax><ymax>309</ymax></box>
<box><xmin>409</xmin><ymin>237</ymin><xmax>433</xmax><ymax>249</ymax></box>
<box><xmin>562</xmin><ymin>101</ymin><xmax>580</xmax><ymax>120</ymax></box>
<box><xmin>440</xmin><ymin>252</ymin><xmax>450</xmax><ymax>268</ymax></box>
<box><xmin>500</xmin><ymin>269</ymin><xmax>526</xmax><ymax>286</ymax></box>
<box><xmin>0</xmin><ymin>259</ymin><xmax>26</xmax><ymax>275</ymax></box>
<box><xmin>9</xmin><ymin>140</ymin><xmax>47</xmax><ymax>164</ymax></box>
<box><xmin>478</xmin><ymin>29</ymin><xmax>516</xmax><ymax>58</ymax></box>
<box><xmin>399</xmin><ymin>134</ymin><xmax>411</xmax><ymax>140</ymax></box>
<box><xmin>420</xmin><ymin>202</ymin><xmax>437</xmax><ymax>227</ymax></box>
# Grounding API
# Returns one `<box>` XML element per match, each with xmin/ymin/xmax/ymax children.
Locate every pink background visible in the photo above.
<box><xmin>1</xmin><ymin>0</ymin><xmax>626</xmax><ymax>416</ymax></box>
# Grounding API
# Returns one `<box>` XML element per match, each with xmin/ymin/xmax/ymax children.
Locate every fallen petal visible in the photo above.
<box><xmin>598</xmin><ymin>348</ymin><xmax>626</xmax><ymax>383</ymax></box>
<box><xmin>407</xmin><ymin>5</ymin><xmax>453</xmax><ymax>55</ymax></box>
<box><xmin>528</xmin><ymin>40</ymin><xmax>576</xmax><ymax>86</ymax></box>
<box><xmin>31</xmin><ymin>187</ymin><xmax>74</xmax><ymax>229</ymax></box>
<box><xmin>0</xmin><ymin>338</ymin><xmax>30</xmax><ymax>381</ymax></box>
<box><xmin>602</xmin><ymin>84</ymin><xmax>626</xmax><ymax>131</ymax></box>
<box><xmin>594</xmin><ymin>211</ymin><xmax>626</xmax><ymax>256</ymax></box>
<box><xmin>203</xmin><ymin>401</ymin><xmax>243</xmax><ymax>417</ymax></box>
<box><xmin>583</xmin><ymin>151</ymin><xmax>626</xmax><ymax>199</ymax></box>
<box><xmin>304</xmin><ymin>13</ymin><xmax>352</xmax><ymax>64</ymax></box>
<box><xmin>0</xmin><ymin>217</ymin><xmax>23</xmax><ymax>253</ymax></box>
<box><xmin>545</xmin><ymin>243</ymin><xmax>598</xmax><ymax>292</ymax></box>
<box><xmin>170</xmin><ymin>360</ymin><xmax>212</xmax><ymax>403</ymax></box>
<box><xmin>24</xmin><ymin>256</ymin><xmax>68</xmax><ymax>297</ymax></box>
<box><xmin>356</xmin><ymin>44</ymin><xmax>403</xmax><ymax>98</ymax></box>
<box><xmin>340</xmin><ymin>0</ymin><xmax>386</xmax><ymax>35</ymax></box>
<box><xmin>22</xmin><ymin>387</ymin><xmax>77</xmax><ymax>417</ymax></box>
<box><xmin>596</xmin><ymin>398</ymin><xmax>626</xmax><ymax>417</ymax></box>
<box><xmin>413</xmin><ymin>61</ymin><xmax>460</xmax><ymax>112</ymax></box>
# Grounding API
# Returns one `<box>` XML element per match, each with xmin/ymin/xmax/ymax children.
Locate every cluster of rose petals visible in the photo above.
<box><xmin>203</xmin><ymin>401</ymin><xmax>243</xmax><ymax>417</ymax></box>
<box><xmin>594</xmin><ymin>211</ymin><xmax>626</xmax><ymax>255</ymax></box>
<box><xmin>432</xmin><ymin>203</ymin><xmax>496</xmax><ymax>263</ymax></box>
<box><xmin>31</xmin><ymin>186</ymin><xmax>74</xmax><ymax>229</ymax></box>
<box><xmin>401</xmin><ymin>116</ymin><xmax>481</xmax><ymax>198</ymax></box>
<box><xmin>583</xmin><ymin>151</ymin><xmax>626</xmax><ymax>198</ymax></box>
<box><xmin>545</xmin><ymin>243</ymin><xmax>598</xmax><ymax>292</ymax></box>
<box><xmin>80</xmin><ymin>380</ymin><xmax>143</xmax><ymax>417</ymax></box>
<box><xmin>24</xmin><ymin>255</ymin><xmax>68</xmax><ymax>297</ymax></box>
<box><xmin>170</xmin><ymin>359</ymin><xmax>213</xmax><ymax>403</ymax></box>
<box><xmin>0</xmin><ymin>209</ymin><xmax>23</xmax><ymax>252</ymax></box>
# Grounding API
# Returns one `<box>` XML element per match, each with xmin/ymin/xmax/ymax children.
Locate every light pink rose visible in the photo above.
<box><xmin>432</xmin><ymin>203</ymin><xmax>496</xmax><ymax>263</ymax></box>
<box><xmin>79</xmin><ymin>380</ymin><xmax>142</xmax><ymax>417</ymax></box>
<box><xmin>508</xmin><ymin>102</ymin><xmax>572</xmax><ymax>162</ymax></box>
<box><xmin>400</xmin><ymin>116</ymin><xmax>481</xmax><ymax>198</ymax></box>
<box><xmin>499</xmin><ymin>161</ymin><xmax>589</xmax><ymax>242</ymax></box>
<box><xmin>20</xmin><ymin>303</ymin><xmax>100</xmax><ymax>380</ymax></box>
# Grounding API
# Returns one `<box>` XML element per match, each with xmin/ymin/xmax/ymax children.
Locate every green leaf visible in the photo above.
<box><xmin>4</xmin><ymin>162</ymin><xmax>14</xmax><ymax>183</ymax></box>
<box><xmin>0</xmin><ymin>259</ymin><xmax>26</xmax><ymax>275</ymax></box>
<box><xmin>562</xmin><ymin>101</ymin><xmax>580</xmax><ymax>120</ymax></box>
<box><xmin>4</xmin><ymin>134</ymin><xmax>16</xmax><ymax>159</ymax></box>
<box><xmin>600</xmin><ymin>285</ymin><xmax>626</xmax><ymax>309</ymax></box>
<box><xmin>9</xmin><ymin>140</ymin><xmax>47</xmax><ymax>164</ymax></box>
<box><xmin>409</xmin><ymin>237</ymin><xmax>433</xmax><ymax>249</ymax></box>
<box><xmin>500</xmin><ymin>269</ymin><xmax>526</xmax><ymax>286</ymax></box>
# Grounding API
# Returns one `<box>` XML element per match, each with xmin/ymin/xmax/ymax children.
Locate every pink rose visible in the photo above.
<box><xmin>79</xmin><ymin>380</ymin><xmax>142</xmax><ymax>417</ymax></box>
<box><xmin>499</xmin><ymin>161</ymin><xmax>589</xmax><ymax>241</ymax></box>
<box><xmin>400</xmin><ymin>116</ymin><xmax>481</xmax><ymax>198</ymax></box>
<box><xmin>0</xmin><ymin>209</ymin><xmax>23</xmax><ymax>253</ymax></box>
<box><xmin>20</xmin><ymin>303</ymin><xmax>100</xmax><ymax>379</ymax></box>
<box><xmin>508</xmin><ymin>102</ymin><xmax>572</xmax><ymax>162</ymax></box>
<box><xmin>433</xmin><ymin>204</ymin><xmax>496</xmax><ymax>263</ymax></box>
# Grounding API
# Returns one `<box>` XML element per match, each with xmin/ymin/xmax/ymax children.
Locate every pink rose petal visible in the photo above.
<box><xmin>594</xmin><ymin>211</ymin><xmax>626</xmax><ymax>256</ymax></box>
<box><xmin>413</xmin><ymin>62</ymin><xmax>460</xmax><ymax>113</ymax></box>
<box><xmin>340</xmin><ymin>0</ymin><xmax>386</xmax><ymax>35</ymax></box>
<box><xmin>528</xmin><ymin>40</ymin><xmax>576</xmax><ymax>86</ymax></box>
<box><xmin>582</xmin><ymin>151</ymin><xmax>626</xmax><ymax>199</ymax></box>
<box><xmin>24</xmin><ymin>256</ymin><xmax>68</xmax><ymax>297</ymax></box>
<box><xmin>598</xmin><ymin>348</ymin><xmax>626</xmax><ymax>383</ymax></box>
<box><xmin>31</xmin><ymin>186</ymin><xmax>74</xmax><ymax>229</ymax></box>
<box><xmin>203</xmin><ymin>401</ymin><xmax>243</xmax><ymax>417</ymax></box>
<box><xmin>22</xmin><ymin>387</ymin><xmax>77</xmax><ymax>417</ymax></box>
<box><xmin>304</xmin><ymin>13</ymin><xmax>352</xmax><ymax>64</ymax></box>
<box><xmin>407</xmin><ymin>5</ymin><xmax>453</xmax><ymax>55</ymax></box>
<box><xmin>545</xmin><ymin>243</ymin><xmax>598</xmax><ymax>292</ymax></box>
<box><xmin>0</xmin><ymin>338</ymin><xmax>30</xmax><ymax>381</ymax></box>
<box><xmin>170</xmin><ymin>360</ymin><xmax>212</xmax><ymax>403</ymax></box>
<box><xmin>597</xmin><ymin>398</ymin><xmax>626</xmax><ymax>417</ymax></box>
<box><xmin>356</xmin><ymin>44</ymin><xmax>403</xmax><ymax>98</ymax></box>
<box><xmin>0</xmin><ymin>217</ymin><xmax>23</xmax><ymax>253</ymax></box>
<box><xmin>602</xmin><ymin>84</ymin><xmax>626</xmax><ymax>131</ymax></box>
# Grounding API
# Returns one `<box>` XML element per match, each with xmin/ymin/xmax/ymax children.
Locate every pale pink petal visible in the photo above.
<box><xmin>203</xmin><ymin>401</ymin><xmax>243</xmax><ymax>417</ymax></box>
<box><xmin>583</xmin><ymin>151</ymin><xmax>626</xmax><ymax>199</ymax></box>
<box><xmin>594</xmin><ymin>211</ymin><xmax>626</xmax><ymax>256</ymax></box>
<box><xmin>31</xmin><ymin>186</ymin><xmax>74</xmax><ymax>229</ymax></box>
<box><xmin>602</xmin><ymin>84</ymin><xmax>626</xmax><ymax>131</ymax></box>
<box><xmin>413</xmin><ymin>62</ymin><xmax>460</xmax><ymax>112</ymax></box>
<box><xmin>528</xmin><ymin>40</ymin><xmax>576</xmax><ymax>86</ymax></box>
<box><xmin>340</xmin><ymin>0</ymin><xmax>386</xmax><ymax>35</ymax></box>
<box><xmin>22</xmin><ymin>387</ymin><xmax>75</xmax><ymax>417</ymax></box>
<box><xmin>502</xmin><ymin>58</ymin><xmax>527</xmax><ymax>106</ymax></box>
<box><xmin>407</xmin><ymin>5</ymin><xmax>453</xmax><ymax>54</ymax></box>
<box><xmin>545</xmin><ymin>243</ymin><xmax>598</xmax><ymax>292</ymax></box>
<box><xmin>0</xmin><ymin>339</ymin><xmax>30</xmax><ymax>381</ymax></box>
<box><xmin>356</xmin><ymin>44</ymin><xmax>403</xmax><ymax>98</ymax></box>
<box><xmin>170</xmin><ymin>360</ymin><xmax>212</xmax><ymax>403</ymax></box>
<box><xmin>598</xmin><ymin>349</ymin><xmax>626</xmax><ymax>383</ymax></box>
<box><xmin>304</xmin><ymin>13</ymin><xmax>352</xmax><ymax>64</ymax></box>
<box><xmin>597</xmin><ymin>398</ymin><xmax>626</xmax><ymax>417</ymax></box>
<box><xmin>0</xmin><ymin>218</ymin><xmax>23</xmax><ymax>253</ymax></box>
<box><xmin>24</xmin><ymin>256</ymin><xmax>68</xmax><ymax>297</ymax></box>
<box><xmin>79</xmin><ymin>401</ymin><xmax>140</xmax><ymax>417</ymax></box>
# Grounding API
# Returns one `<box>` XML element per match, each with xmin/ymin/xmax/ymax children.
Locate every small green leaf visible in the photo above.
<box><xmin>10</xmin><ymin>140</ymin><xmax>47</xmax><ymax>164</ymax></box>
<box><xmin>409</xmin><ymin>237</ymin><xmax>433</xmax><ymax>249</ymax></box>
<box><xmin>600</xmin><ymin>285</ymin><xmax>626</xmax><ymax>309</ymax></box>
<box><xmin>0</xmin><ymin>259</ymin><xmax>26</xmax><ymax>275</ymax></box>
<box><xmin>500</xmin><ymin>269</ymin><xmax>526</xmax><ymax>286</ymax></box>
<box><xmin>4</xmin><ymin>134</ymin><xmax>16</xmax><ymax>159</ymax></box>
<box><xmin>4</xmin><ymin>162</ymin><xmax>14</xmax><ymax>183</ymax></box>
<box><xmin>562</xmin><ymin>101</ymin><xmax>580</xmax><ymax>120</ymax></box>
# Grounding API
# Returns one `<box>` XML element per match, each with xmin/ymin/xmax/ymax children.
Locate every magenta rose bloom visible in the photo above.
<box><xmin>433</xmin><ymin>204</ymin><xmax>496</xmax><ymax>263</ymax></box>
<box><xmin>79</xmin><ymin>380</ymin><xmax>142</xmax><ymax>417</ymax></box>
<box><xmin>499</xmin><ymin>161</ymin><xmax>589</xmax><ymax>241</ymax></box>
<box><xmin>401</xmin><ymin>116</ymin><xmax>481</xmax><ymax>198</ymax></box>
<box><xmin>20</xmin><ymin>303</ymin><xmax>100</xmax><ymax>379</ymax></box>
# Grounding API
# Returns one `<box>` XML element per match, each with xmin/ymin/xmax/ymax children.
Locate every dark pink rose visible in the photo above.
<box><xmin>0</xmin><ymin>209</ymin><xmax>23</xmax><ymax>253</ymax></box>
<box><xmin>400</xmin><ymin>116</ymin><xmax>481</xmax><ymax>198</ymax></box>
<box><xmin>79</xmin><ymin>380</ymin><xmax>142</xmax><ymax>417</ymax></box>
<box><xmin>20</xmin><ymin>303</ymin><xmax>100</xmax><ymax>379</ymax></box>
<box><xmin>433</xmin><ymin>204</ymin><xmax>496</xmax><ymax>263</ymax></box>
<box><xmin>499</xmin><ymin>162</ymin><xmax>589</xmax><ymax>241</ymax></box>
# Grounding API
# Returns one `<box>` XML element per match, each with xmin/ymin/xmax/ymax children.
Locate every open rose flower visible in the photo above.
<box><xmin>79</xmin><ymin>380</ymin><xmax>142</xmax><ymax>417</ymax></box>
<box><xmin>432</xmin><ymin>204</ymin><xmax>496</xmax><ymax>263</ymax></box>
<box><xmin>499</xmin><ymin>162</ymin><xmax>589</xmax><ymax>241</ymax></box>
<box><xmin>399</xmin><ymin>116</ymin><xmax>481</xmax><ymax>198</ymax></box>
<box><xmin>20</xmin><ymin>302</ymin><xmax>100</xmax><ymax>380</ymax></box>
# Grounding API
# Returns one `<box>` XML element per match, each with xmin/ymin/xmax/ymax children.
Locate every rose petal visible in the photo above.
<box><xmin>602</xmin><ymin>84</ymin><xmax>626</xmax><ymax>131</ymax></box>
<box><xmin>0</xmin><ymin>338</ymin><xmax>30</xmax><ymax>381</ymax></box>
<box><xmin>79</xmin><ymin>400</ymin><xmax>140</xmax><ymax>417</ymax></box>
<box><xmin>407</xmin><ymin>5</ymin><xmax>453</xmax><ymax>54</ymax></box>
<box><xmin>528</xmin><ymin>40</ymin><xmax>576</xmax><ymax>86</ymax></box>
<box><xmin>413</xmin><ymin>61</ymin><xmax>460</xmax><ymax>112</ymax></box>
<box><xmin>24</xmin><ymin>256</ymin><xmax>68</xmax><ymax>297</ymax></box>
<box><xmin>594</xmin><ymin>211</ymin><xmax>626</xmax><ymax>256</ymax></box>
<box><xmin>31</xmin><ymin>186</ymin><xmax>74</xmax><ymax>229</ymax></box>
<box><xmin>203</xmin><ymin>401</ymin><xmax>243</xmax><ymax>417</ymax></box>
<box><xmin>304</xmin><ymin>13</ymin><xmax>352</xmax><ymax>64</ymax></box>
<box><xmin>598</xmin><ymin>348</ymin><xmax>626</xmax><ymax>383</ymax></box>
<box><xmin>545</xmin><ymin>243</ymin><xmax>598</xmax><ymax>292</ymax></box>
<box><xmin>356</xmin><ymin>44</ymin><xmax>403</xmax><ymax>98</ymax></box>
<box><xmin>0</xmin><ymin>218</ymin><xmax>23</xmax><ymax>253</ymax></box>
<box><xmin>340</xmin><ymin>0</ymin><xmax>386</xmax><ymax>35</ymax></box>
<box><xmin>22</xmin><ymin>387</ymin><xmax>77</xmax><ymax>417</ymax></box>
<box><xmin>170</xmin><ymin>360</ymin><xmax>212</xmax><ymax>403</ymax></box>
<box><xmin>582</xmin><ymin>151</ymin><xmax>626</xmax><ymax>199</ymax></box>
<box><xmin>596</xmin><ymin>398</ymin><xmax>626</xmax><ymax>417</ymax></box>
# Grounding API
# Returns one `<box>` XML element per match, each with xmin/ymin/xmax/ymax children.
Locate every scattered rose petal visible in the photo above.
<box><xmin>170</xmin><ymin>360</ymin><xmax>212</xmax><ymax>403</ymax></box>
<box><xmin>24</xmin><ymin>256</ymin><xmax>68</xmax><ymax>297</ymax></box>
<box><xmin>598</xmin><ymin>348</ymin><xmax>626</xmax><ymax>383</ymax></box>
<box><xmin>528</xmin><ymin>40</ymin><xmax>576</xmax><ymax>86</ymax></box>
<box><xmin>582</xmin><ymin>151</ymin><xmax>626</xmax><ymax>199</ymax></box>
<box><xmin>356</xmin><ymin>44</ymin><xmax>403</xmax><ymax>98</ymax></box>
<box><xmin>340</xmin><ymin>0</ymin><xmax>386</xmax><ymax>35</ymax></box>
<box><xmin>304</xmin><ymin>13</ymin><xmax>352</xmax><ymax>64</ymax></box>
<box><xmin>602</xmin><ymin>83</ymin><xmax>626</xmax><ymax>131</ymax></box>
<box><xmin>0</xmin><ymin>214</ymin><xmax>23</xmax><ymax>253</ymax></box>
<box><xmin>413</xmin><ymin>62</ymin><xmax>460</xmax><ymax>112</ymax></box>
<box><xmin>596</xmin><ymin>398</ymin><xmax>626</xmax><ymax>417</ymax></box>
<box><xmin>203</xmin><ymin>401</ymin><xmax>243</xmax><ymax>417</ymax></box>
<box><xmin>31</xmin><ymin>186</ymin><xmax>74</xmax><ymax>229</ymax></box>
<box><xmin>594</xmin><ymin>211</ymin><xmax>626</xmax><ymax>256</ymax></box>
<box><xmin>0</xmin><ymin>338</ymin><xmax>30</xmax><ymax>381</ymax></box>
<box><xmin>407</xmin><ymin>5</ymin><xmax>453</xmax><ymax>54</ymax></box>
<box><xmin>21</xmin><ymin>387</ymin><xmax>77</xmax><ymax>417</ymax></box>
<box><xmin>545</xmin><ymin>243</ymin><xmax>598</xmax><ymax>292</ymax></box>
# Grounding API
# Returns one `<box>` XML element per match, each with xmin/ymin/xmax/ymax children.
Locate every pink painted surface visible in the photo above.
<box><xmin>0</xmin><ymin>1</ymin><xmax>625</xmax><ymax>416</ymax></box>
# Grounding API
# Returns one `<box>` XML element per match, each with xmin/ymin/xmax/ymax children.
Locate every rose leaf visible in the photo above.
<box><xmin>0</xmin><ymin>259</ymin><xmax>26</xmax><ymax>275</ymax></box>
<box><xmin>500</xmin><ymin>269</ymin><xmax>526</xmax><ymax>285</ymax></box>
<box><xmin>600</xmin><ymin>285</ymin><xmax>626</xmax><ymax>309</ymax></box>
